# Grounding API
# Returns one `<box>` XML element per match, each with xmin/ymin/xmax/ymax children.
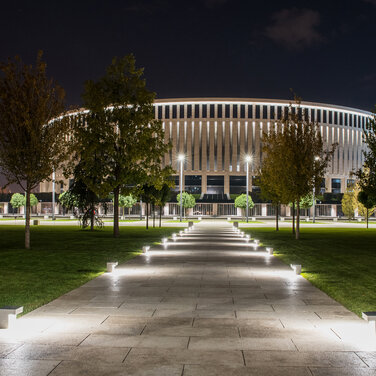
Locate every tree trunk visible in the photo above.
<box><xmin>275</xmin><ymin>205</ymin><xmax>279</xmax><ymax>231</ymax></box>
<box><xmin>152</xmin><ymin>203</ymin><xmax>155</xmax><ymax>228</ymax></box>
<box><xmin>128</xmin><ymin>207</ymin><xmax>131</xmax><ymax>220</ymax></box>
<box><xmin>159</xmin><ymin>206</ymin><xmax>162</xmax><ymax>227</ymax></box>
<box><xmin>25</xmin><ymin>189</ymin><xmax>31</xmax><ymax>249</ymax></box>
<box><xmin>90</xmin><ymin>206</ymin><xmax>94</xmax><ymax>231</ymax></box>
<box><xmin>292</xmin><ymin>202</ymin><xmax>295</xmax><ymax>235</ymax></box>
<box><xmin>367</xmin><ymin>208</ymin><xmax>369</xmax><ymax>229</ymax></box>
<box><xmin>113</xmin><ymin>186</ymin><xmax>120</xmax><ymax>238</ymax></box>
<box><xmin>146</xmin><ymin>203</ymin><xmax>149</xmax><ymax>230</ymax></box>
<box><xmin>296</xmin><ymin>201</ymin><xmax>300</xmax><ymax>240</ymax></box>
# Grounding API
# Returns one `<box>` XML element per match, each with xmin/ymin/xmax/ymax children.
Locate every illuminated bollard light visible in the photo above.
<box><xmin>172</xmin><ymin>233</ymin><xmax>177</xmax><ymax>241</ymax></box>
<box><xmin>142</xmin><ymin>246</ymin><xmax>150</xmax><ymax>253</ymax></box>
<box><xmin>266</xmin><ymin>247</ymin><xmax>274</xmax><ymax>255</ymax></box>
<box><xmin>254</xmin><ymin>239</ymin><xmax>259</xmax><ymax>246</ymax></box>
<box><xmin>162</xmin><ymin>238</ymin><xmax>168</xmax><ymax>246</ymax></box>
<box><xmin>198</xmin><ymin>216</ymin><xmax>202</xmax><ymax>221</ymax></box>
<box><xmin>227</xmin><ymin>217</ymin><xmax>231</xmax><ymax>221</ymax></box>
<box><xmin>362</xmin><ymin>312</ymin><xmax>376</xmax><ymax>334</ymax></box>
<box><xmin>0</xmin><ymin>306</ymin><xmax>23</xmax><ymax>329</ymax></box>
<box><xmin>184</xmin><ymin>228</ymin><xmax>188</xmax><ymax>233</ymax></box>
<box><xmin>107</xmin><ymin>262</ymin><xmax>118</xmax><ymax>273</ymax></box>
<box><xmin>240</xmin><ymin>232</ymin><xmax>245</xmax><ymax>237</ymax></box>
<box><xmin>245</xmin><ymin>234</ymin><xmax>250</xmax><ymax>242</ymax></box>
<box><xmin>291</xmin><ymin>264</ymin><xmax>302</xmax><ymax>275</ymax></box>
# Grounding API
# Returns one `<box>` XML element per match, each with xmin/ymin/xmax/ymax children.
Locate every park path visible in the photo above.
<box><xmin>1</xmin><ymin>220</ymin><xmax>376</xmax><ymax>376</ymax></box>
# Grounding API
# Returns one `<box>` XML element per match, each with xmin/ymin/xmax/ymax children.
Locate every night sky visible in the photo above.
<box><xmin>0</xmin><ymin>0</ymin><xmax>375</xmax><ymax>111</ymax></box>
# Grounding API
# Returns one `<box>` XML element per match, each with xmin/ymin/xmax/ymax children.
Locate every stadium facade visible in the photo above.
<box><xmin>1</xmin><ymin>98</ymin><xmax>372</xmax><ymax>218</ymax></box>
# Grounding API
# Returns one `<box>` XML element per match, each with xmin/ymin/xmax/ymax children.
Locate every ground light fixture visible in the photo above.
<box><xmin>0</xmin><ymin>306</ymin><xmax>23</xmax><ymax>329</ymax></box>
<box><xmin>107</xmin><ymin>262</ymin><xmax>118</xmax><ymax>273</ymax></box>
<box><xmin>362</xmin><ymin>312</ymin><xmax>376</xmax><ymax>334</ymax></box>
<box><xmin>291</xmin><ymin>264</ymin><xmax>302</xmax><ymax>275</ymax></box>
<box><xmin>172</xmin><ymin>233</ymin><xmax>177</xmax><ymax>241</ymax></box>
<box><xmin>266</xmin><ymin>247</ymin><xmax>274</xmax><ymax>255</ymax></box>
<box><xmin>162</xmin><ymin>238</ymin><xmax>168</xmax><ymax>247</ymax></box>
<box><xmin>179</xmin><ymin>230</ymin><xmax>183</xmax><ymax>236</ymax></box>
<box><xmin>184</xmin><ymin>228</ymin><xmax>188</xmax><ymax>233</ymax></box>
<box><xmin>245</xmin><ymin>234</ymin><xmax>250</xmax><ymax>242</ymax></box>
<box><xmin>142</xmin><ymin>246</ymin><xmax>150</xmax><ymax>253</ymax></box>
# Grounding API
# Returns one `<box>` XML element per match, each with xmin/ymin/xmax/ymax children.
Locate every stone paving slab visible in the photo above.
<box><xmin>1</xmin><ymin>220</ymin><xmax>375</xmax><ymax>375</ymax></box>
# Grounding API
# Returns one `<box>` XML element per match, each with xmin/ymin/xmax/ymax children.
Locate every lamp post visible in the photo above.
<box><xmin>312</xmin><ymin>156</ymin><xmax>320</xmax><ymax>223</ymax></box>
<box><xmin>245</xmin><ymin>155</ymin><xmax>252</xmax><ymax>223</ymax></box>
<box><xmin>178</xmin><ymin>154</ymin><xmax>185</xmax><ymax>222</ymax></box>
<box><xmin>52</xmin><ymin>169</ymin><xmax>55</xmax><ymax>220</ymax></box>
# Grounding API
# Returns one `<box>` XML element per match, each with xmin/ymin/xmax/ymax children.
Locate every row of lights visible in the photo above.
<box><xmin>232</xmin><ymin>222</ymin><xmax>300</xmax><ymax>274</ymax></box>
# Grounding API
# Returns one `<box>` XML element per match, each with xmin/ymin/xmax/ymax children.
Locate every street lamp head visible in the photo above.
<box><xmin>178</xmin><ymin>154</ymin><xmax>185</xmax><ymax>162</ymax></box>
<box><xmin>245</xmin><ymin>155</ymin><xmax>252</xmax><ymax>163</ymax></box>
<box><xmin>314</xmin><ymin>156</ymin><xmax>320</xmax><ymax>161</ymax></box>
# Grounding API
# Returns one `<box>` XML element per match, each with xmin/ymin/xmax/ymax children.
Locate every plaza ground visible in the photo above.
<box><xmin>1</xmin><ymin>221</ymin><xmax>376</xmax><ymax>375</ymax></box>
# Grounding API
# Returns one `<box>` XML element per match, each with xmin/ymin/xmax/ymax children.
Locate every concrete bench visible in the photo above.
<box><xmin>362</xmin><ymin>312</ymin><xmax>376</xmax><ymax>333</ymax></box>
<box><xmin>106</xmin><ymin>262</ymin><xmax>118</xmax><ymax>273</ymax></box>
<box><xmin>0</xmin><ymin>306</ymin><xmax>23</xmax><ymax>329</ymax></box>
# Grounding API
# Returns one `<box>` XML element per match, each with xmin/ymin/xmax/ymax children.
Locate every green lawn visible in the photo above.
<box><xmin>0</xmin><ymin>225</ymin><xmax>179</xmax><ymax>315</ymax></box>
<box><xmin>246</xmin><ymin>227</ymin><xmax>376</xmax><ymax>316</ymax></box>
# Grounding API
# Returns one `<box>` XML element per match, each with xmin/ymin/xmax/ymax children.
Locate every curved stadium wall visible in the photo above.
<box><xmin>154</xmin><ymin>98</ymin><xmax>371</xmax><ymax>197</ymax></box>
<box><xmin>31</xmin><ymin>98</ymin><xmax>372</xmax><ymax>219</ymax></box>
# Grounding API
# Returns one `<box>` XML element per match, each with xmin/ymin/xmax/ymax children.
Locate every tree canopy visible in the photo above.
<box><xmin>10</xmin><ymin>193</ymin><xmax>38</xmax><ymax>209</ymax></box>
<box><xmin>260</xmin><ymin>97</ymin><xmax>336</xmax><ymax>239</ymax></box>
<box><xmin>0</xmin><ymin>52</ymin><xmax>69</xmax><ymax>248</ymax></box>
<box><xmin>69</xmin><ymin>54</ymin><xmax>170</xmax><ymax>237</ymax></box>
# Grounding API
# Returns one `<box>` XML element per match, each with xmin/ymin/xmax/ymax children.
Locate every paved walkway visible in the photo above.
<box><xmin>1</xmin><ymin>221</ymin><xmax>376</xmax><ymax>375</ymax></box>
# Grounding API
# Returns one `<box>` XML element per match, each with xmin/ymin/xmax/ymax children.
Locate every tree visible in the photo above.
<box><xmin>10</xmin><ymin>193</ymin><xmax>38</xmax><ymax>213</ymax></box>
<box><xmin>118</xmin><ymin>194</ymin><xmax>137</xmax><ymax>220</ymax></box>
<box><xmin>341</xmin><ymin>184</ymin><xmax>356</xmax><ymax>220</ymax></box>
<box><xmin>154</xmin><ymin>183</ymin><xmax>172</xmax><ymax>227</ymax></box>
<box><xmin>70</xmin><ymin>54</ymin><xmax>170</xmax><ymax>238</ymax></box>
<box><xmin>259</xmin><ymin>143</ymin><xmax>286</xmax><ymax>231</ymax></box>
<box><xmin>234</xmin><ymin>193</ymin><xmax>255</xmax><ymax>220</ymax></box>
<box><xmin>59</xmin><ymin>191</ymin><xmax>80</xmax><ymax>212</ymax></box>
<box><xmin>0</xmin><ymin>52</ymin><xmax>69</xmax><ymax>248</ymax></box>
<box><xmin>263</xmin><ymin>97</ymin><xmax>336</xmax><ymax>239</ymax></box>
<box><xmin>141</xmin><ymin>184</ymin><xmax>158</xmax><ymax>229</ymax></box>
<box><xmin>176</xmin><ymin>192</ymin><xmax>196</xmax><ymax>218</ymax></box>
<box><xmin>356</xmin><ymin>108</ymin><xmax>376</xmax><ymax>227</ymax></box>
<box><xmin>357</xmin><ymin>190</ymin><xmax>376</xmax><ymax>229</ymax></box>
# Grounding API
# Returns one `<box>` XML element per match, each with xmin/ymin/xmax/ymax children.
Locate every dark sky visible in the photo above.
<box><xmin>0</xmin><ymin>0</ymin><xmax>375</xmax><ymax>111</ymax></box>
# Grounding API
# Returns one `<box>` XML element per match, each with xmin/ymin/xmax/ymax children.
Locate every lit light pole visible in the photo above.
<box><xmin>312</xmin><ymin>156</ymin><xmax>320</xmax><ymax>223</ymax></box>
<box><xmin>178</xmin><ymin>154</ymin><xmax>185</xmax><ymax>222</ymax></box>
<box><xmin>245</xmin><ymin>155</ymin><xmax>252</xmax><ymax>223</ymax></box>
<box><xmin>52</xmin><ymin>169</ymin><xmax>55</xmax><ymax>220</ymax></box>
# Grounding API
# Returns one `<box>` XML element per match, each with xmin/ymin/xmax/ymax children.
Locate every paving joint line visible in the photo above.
<box><xmin>122</xmin><ymin>347</ymin><xmax>132</xmax><ymax>363</ymax></box>
<box><xmin>46</xmin><ymin>360</ymin><xmax>63</xmax><ymax>376</ymax></box>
